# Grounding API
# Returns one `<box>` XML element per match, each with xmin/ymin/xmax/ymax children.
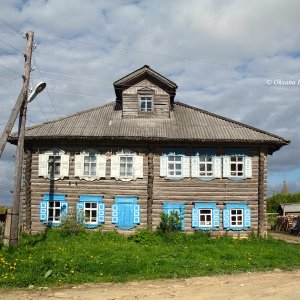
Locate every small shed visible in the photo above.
<box><xmin>278</xmin><ymin>203</ymin><xmax>300</xmax><ymax>216</ymax></box>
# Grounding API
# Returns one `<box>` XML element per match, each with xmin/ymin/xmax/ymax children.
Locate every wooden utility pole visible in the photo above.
<box><xmin>8</xmin><ymin>31</ymin><xmax>34</xmax><ymax>247</ymax></box>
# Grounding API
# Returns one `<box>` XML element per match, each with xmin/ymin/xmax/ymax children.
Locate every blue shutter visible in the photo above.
<box><xmin>133</xmin><ymin>204</ymin><xmax>140</xmax><ymax>224</ymax></box>
<box><xmin>40</xmin><ymin>201</ymin><xmax>48</xmax><ymax>223</ymax></box>
<box><xmin>244</xmin><ymin>208</ymin><xmax>251</xmax><ymax>228</ymax></box>
<box><xmin>213</xmin><ymin>208</ymin><xmax>220</xmax><ymax>228</ymax></box>
<box><xmin>223</xmin><ymin>209</ymin><xmax>230</xmax><ymax>229</ymax></box>
<box><xmin>162</xmin><ymin>203</ymin><xmax>185</xmax><ymax>230</ymax></box>
<box><xmin>98</xmin><ymin>203</ymin><xmax>105</xmax><ymax>224</ymax></box>
<box><xmin>76</xmin><ymin>202</ymin><xmax>84</xmax><ymax>223</ymax></box>
<box><xmin>60</xmin><ymin>201</ymin><xmax>68</xmax><ymax>222</ymax></box>
<box><xmin>192</xmin><ymin>208</ymin><xmax>199</xmax><ymax>228</ymax></box>
<box><xmin>111</xmin><ymin>204</ymin><xmax>118</xmax><ymax>224</ymax></box>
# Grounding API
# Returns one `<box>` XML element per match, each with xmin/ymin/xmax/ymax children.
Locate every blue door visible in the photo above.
<box><xmin>112</xmin><ymin>196</ymin><xmax>140</xmax><ymax>230</ymax></box>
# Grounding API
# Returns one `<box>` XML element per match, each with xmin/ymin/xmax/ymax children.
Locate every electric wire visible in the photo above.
<box><xmin>0</xmin><ymin>46</ymin><xmax>24</xmax><ymax>61</ymax></box>
<box><xmin>32</xmin><ymin>55</ymin><xmax>60</xmax><ymax>118</ymax></box>
<box><xmin>0</xmin><ymin>38</ymin><xmax>24</xmax><ymax>54</ymax></box>
<box><xmin>0</xmin><ymin>17</ymin><xmax>24</xmax><ymax>37</ymax></box>
<box><xmin>0</xmin><ymin>64</ymin><xmax>22</xmax><ymax>76</ymax></box>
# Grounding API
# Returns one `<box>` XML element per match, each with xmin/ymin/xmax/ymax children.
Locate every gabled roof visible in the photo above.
<box><xmin>12</xmin><ymin>101</ymin><xmax>289</xmax><ymax>153</ymax></box>
<box><xmin>114</xmin><ymin>65</ymin><xmax>178</xmax><ymax>102</ymax></box>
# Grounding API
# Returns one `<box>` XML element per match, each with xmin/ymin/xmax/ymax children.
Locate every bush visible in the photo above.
<box><xmin>58</xmin><ymin>209</ymin><xmax>86</xmax><ymax>237</ymax></box>
<box><xmin>158</xmin><ymin>211</ymin><xmax>182</xmax><ymax>233</ymax></box>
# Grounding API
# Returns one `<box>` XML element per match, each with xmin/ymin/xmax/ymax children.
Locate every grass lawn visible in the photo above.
<box><xmin>0</xmin><ymin>229</ymin><xmax>300</xmax><ymax>288</ymax></box>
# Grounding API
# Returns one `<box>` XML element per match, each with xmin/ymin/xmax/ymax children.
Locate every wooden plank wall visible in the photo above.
<box><xmin>22</xmin><ymin>144</ymin><xmax>267</xmax><ymax>237</ymax></box>
<box><xmin>26</xmin><ymin>146</ymin><xmax>148</xmax><ymax>234</ymax></box>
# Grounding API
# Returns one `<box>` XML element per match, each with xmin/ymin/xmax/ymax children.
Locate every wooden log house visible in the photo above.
<box><xmin>10</xmin><ymin>65</ymin><xmax>289</xmax><ymax>237</ymax></box>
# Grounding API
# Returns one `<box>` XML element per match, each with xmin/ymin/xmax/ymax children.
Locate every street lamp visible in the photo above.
<box><xmin>28</xmin><ymin>82</ymin><xmax>46</xmax><ymax>102</ymax></box>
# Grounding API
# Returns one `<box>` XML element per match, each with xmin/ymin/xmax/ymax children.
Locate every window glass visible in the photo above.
<box><xmin>199</xmin><ymin>209</ymin><xmax>212</xmax><ymax>226</ymax></box>
<box><xmin>230</xmin><ymin>209</ymin><xmax>243</xmax><ymax>226</ymax></box>
<box><xmin>84</xmin><ymin>202</ymin><xmax>98</xmax><ymax>224</ymax></box>
<box><xmin>48</xmin><ymin>155</ymin><xmax>61</xmax><ymax>177</ymax></box>
<box><xmin>48</xmin><ymin>201</ymin><xmax>61</xmax><ymax>222</ymax></box>
<box><xmin>199</xmin><ymin>156</ymin><xmax>213</xmax><ymax>177</ymax></box>
<box><xmin>120</xmin><ymin>156</ymin><xmax>133</xmax><ymax>177</ymax></box>
<box><xmin>230</xmin><ymin>156</ymin><xmax>244</xmax><ymax>177</ymax></box>
<box><xmin>140</xmin><ymin>96</ymin><xmax>152</xmax><ymax>112</ymax></box>
<box><xmin>83</xmin><ymin>155</ymin><xmax>97</xmax><ymax>176</ymax></box>
<box><xmin>168</xmin><ymin>155</ymin><xmax>182</xmax><ymax>176</ymax></box>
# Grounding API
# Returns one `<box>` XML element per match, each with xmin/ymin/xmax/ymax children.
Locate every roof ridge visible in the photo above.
<box><xmin>25</xmin><ymin>101</ymin><xmax>115</xmax><ymax>131</ymax></box>
<box><xmin>174</xmin><ymin>101</ymin><xmax>290</xmax><ymax>143</ymax></box>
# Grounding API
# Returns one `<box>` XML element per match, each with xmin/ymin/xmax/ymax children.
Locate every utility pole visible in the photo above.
<box><xmin>8</xmin><ymin>31</ymin><xmax>34</xmax><ymax>247</ymax></box>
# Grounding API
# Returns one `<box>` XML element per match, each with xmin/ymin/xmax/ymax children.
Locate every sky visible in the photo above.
<box><xmin>0</xmin><ymin>0</ymin><xmax>300</xmax><ymax>205</ymax></box>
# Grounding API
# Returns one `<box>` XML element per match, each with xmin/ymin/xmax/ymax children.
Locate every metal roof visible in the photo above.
<box><xmin>13</xmin><ymin>100</ymin><xmax>289</xmax><ymax>152</ymax></box>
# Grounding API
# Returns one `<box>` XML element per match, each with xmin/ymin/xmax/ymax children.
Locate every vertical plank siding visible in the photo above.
<box><xmin>22</xmin><ymin>143</ymin><xmax>267</xmax><ymax>237</ymax></box>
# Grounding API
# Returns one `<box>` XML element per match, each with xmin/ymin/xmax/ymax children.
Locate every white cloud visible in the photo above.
<box><xmin>1</xmin><ymin>0</ymin><xmax>300</xmax><ymax>204</ymax></box>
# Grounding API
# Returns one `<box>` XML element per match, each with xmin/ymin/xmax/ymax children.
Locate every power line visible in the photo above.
<box><xmin>32</xmin><ymin>55</ymin><xmax>60</xmax><ymax>118</ymax></box>
<box><xmin>0</xmin><ymin>64</ymin><xmax>22</xmax><ymax>76</ymax></box>
<box><xmin>35</xmin><ymin>34</ymin><xmax>300</xmax><ymax>77</ymax></box>
<box><xmin>0</xmin><ymin>76</ymin><xmax>19</xmax><ymax>87</ymax></box>
<box><xmin>50</xmin><ymin>90</ymin><xmax>110</xmax><ymax>100</ymax></box>
<box><xmin>0</xmin><ymin>38</ymin><xmax>24</xmax><ymax>54</ymax></box>
<box><xmin>0</xmin><ymin>17</ymin><xmax>23</xmax><ymax>37</ymax></box>
<box><xmin>0</xmin><ymin>46</ymin><xmax>24</xmax><ymax>61</ymax></box>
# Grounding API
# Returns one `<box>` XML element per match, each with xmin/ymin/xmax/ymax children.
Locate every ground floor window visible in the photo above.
<box><xmin>223</xmin><ymin>203</ymin><xmax>251</xmax><ymax>230</ymax></box>
<box><xmin>112</xmin><ymin>196</ymin><xmax>140</xmax><ymax>230</ymax></box>
<box><xmin>77</xmin><ymin>195</ymin><xmax>105</xmax><ymax>228</ymax></box>
<box><xmin>192</xmin><ymin>202</ymin><xmax>219</xmax><ymax>230</ymax></box>
<box><xmin>40</xmin><ymin>194</ymin><xmax>67</xmax><ymax>226</ymax></box>
<box><xmin>162</xmin><ymin>202</ymin><xmax>185</xmax><ymax>230</ymax></box>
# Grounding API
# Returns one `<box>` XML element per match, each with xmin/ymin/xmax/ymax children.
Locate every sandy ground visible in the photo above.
<box><xmin>1</xmin><ymin>269</ymin><xmax>300</xmax><ymax>300</ymax></box>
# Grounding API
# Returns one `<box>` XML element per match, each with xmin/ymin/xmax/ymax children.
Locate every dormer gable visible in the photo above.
<box><xmin>113</xmin><ymin>65</ymin><xmax>178</xmax><ymax>119</ymax></box>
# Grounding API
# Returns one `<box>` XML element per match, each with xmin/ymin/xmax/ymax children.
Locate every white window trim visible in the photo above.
<box><xmin>199</xmin><ymin>156</ymin><xmax>213</xmax><ymax>177</ymax></box>
<box><xmin>139</xmin><ymin>95</ymin><xmax>153</xmax><ymax>112</ymax></box>
<box><xmin>199</xmin><ymin>208</ymin><xmax>213</xmax><ymax>227</ymax></box>
<box><xmin>39</xmin><ymin>150</ymin><xmax>69</xmax><ymax>180</ymax></box>
<box><xmin>84</xmin><ymin>202</ymin><xmax>98</xmax><ymax>225</ymax></box>
<box><xmin>111</xmin><ymin>149</ymin><xmax>143</xmax><ymax>181</ymax></box>
<box><xmin>167</xmin><ymin>155</ymin><xmax>183</xmax><ymax>178</ymax></box>
<box><xmin>47</xmin><ymin>201</ymin><xmax>61</xmax><ymax>224</ymax></box>
<box><xmin>230</xmin><ymin>209</ymin><xmax>244</xmax><ymax>227</ymax></box>
<box><xmin>75</xmin><ymin>150</ymin><xmax>106</xmax><ymax>181</ymax></box>
<box><xmin>229</xmin><ymin>156</ymin><xmax>245</xmax><ymax>178</ymax></box>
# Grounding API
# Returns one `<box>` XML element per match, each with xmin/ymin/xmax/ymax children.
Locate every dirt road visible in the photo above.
<box><xmin>2</xmin><ymin>269</ymin><xmax>300</xmax><ymax>300</ymax></box>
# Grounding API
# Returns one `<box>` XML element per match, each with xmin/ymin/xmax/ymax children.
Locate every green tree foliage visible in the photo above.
<box><xmin>158</xmin><ymin>211</ymin><xmax>182</xmax><ymax>233</ymax></box>
<box><xmin>267</xmin><ymin>193</ymin><xmax>300</xmax><ymax>213</ymax></box>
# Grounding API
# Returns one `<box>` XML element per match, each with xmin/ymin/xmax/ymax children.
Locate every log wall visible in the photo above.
<box><xmin>23</xmin><ymin>143</ymin><xmax>268</xmax><ymax>237</ymax></box>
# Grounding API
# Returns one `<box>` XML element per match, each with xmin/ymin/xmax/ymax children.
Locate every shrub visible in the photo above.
<box><xmin>158</xmin><ymin>211</ymin><xmax>182</xmax><ymax>233</ymax></box>
<box><xmin>58</xmin><ymin>208</ymin><xmax>86</xmax><ymax>237</ymax></box>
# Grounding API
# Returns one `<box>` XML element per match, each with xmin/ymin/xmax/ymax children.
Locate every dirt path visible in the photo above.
<box><xmin>2</xmin><ymin>269</ymin><xmax>300</xmax><ymax>300</ymax></box>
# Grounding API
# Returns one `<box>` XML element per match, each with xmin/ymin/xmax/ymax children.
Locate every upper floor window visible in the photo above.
<box><xmin>75</xmin><ymin>150</ymin><xmax>106</xmax><ymax>181</ymax></box>
<box><xmin>140</xmin><ymin>96</ymin><xmax>153</xmax><ymax>112</ymax></box>
<box><xmin>120</xmin><ymin>156</ymin><xmax>133</xmax><ymax>177</ymax></box>
<box><xmin>191</xmin><ymin>149</ymin><xmax>221</xmax><ymax>180</ymax></box>
<box><xmin>39</xmin><ymin>150</ymin><xmax>69</xmax><ymax>180</ymax></box>
<box><xmin>160</xmin><ymin>150</ymin><xmax>190</xmax><ymax>179</ymax></box>
<box><xmin>168</xmin><ymin>155</ymin><xmax>182</xmax><ymax>177</ymax></box>
<box><xmin>223</xmin><ymin>149</ymin><xmax>252</xmax><ymax>180</ymax></box>
<box><xmin>111</xmin><ymin>149</ymin><xmax>143</xmax><ymax>181</ymax></box>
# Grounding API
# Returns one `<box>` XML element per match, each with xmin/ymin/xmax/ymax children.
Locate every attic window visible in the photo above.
<box><xmin>140</xmin><ymin>96</ymin><xmax>153</xmax><ymax>112</ymax></box>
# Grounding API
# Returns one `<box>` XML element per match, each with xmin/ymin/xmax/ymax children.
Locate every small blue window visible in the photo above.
<box><xmin>223</xmin><ymin>203</ymin><xmax>251</xmax><ymax>230</ymax></box>
<box><xmin>111</xmin><ymin>196</ymin><xmax>140</xmax><ymax>230</ymax></box>
<box><xmin>77</xmin><ymin>195</ymin><xmax>105</xmax><ymax>228</ymax></box>
<box><xmin>40</xmin><ymin>194</ymin><xmax>67</xmax><ymax>227</ymax></box>
<box><xmin>192</xmin><ymin>202</ymin><xmax>220</xmax><ymax>230</ymax></box>
<box><xmin>162</xmin><ymin>202</ymin><xmax>185</xmax><ymax>230</ymax></box>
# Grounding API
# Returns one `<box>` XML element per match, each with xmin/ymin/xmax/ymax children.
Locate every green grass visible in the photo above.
<box><xmin>0</xmin><ymin>229</ymin><xmax>300</xmax><ymax>288</ymax></box>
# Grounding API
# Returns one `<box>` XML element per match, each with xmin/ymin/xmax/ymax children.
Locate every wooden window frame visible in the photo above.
<box><xmin>230</xmin><ymin>209</ymin><xmax>244</xmax><ymax>227</ymax></box>
<box><xmin>199</xmin><ymin>208</ymin><xmax>212</xmax><ymax>227</ymax></box>
<box><xmin>48</xmin><ymin>200</ymin><xmax>61</xmax><ymax>224</ymax></box>
<box><xmin>138</xmin><ymin>89</ymin><xmax>155</xmax><ymax>114</ymax></box>
<box><xmin>229</xmin><ymin>156</ymin><xmax>245</xmax><ymax>178</ymax></box>
<box><xmin>167</xmin><ymin>155</ymin><xmax>183</xmax><ymax>178</ymax></box>
<box><xmin>119</xmin><ymin>155</ymin><xmax>134</xmax><ymax>178</ymax></box>
<box><xmin>84</xmin><ymin>202</ymin><xmax>98</xmax><ymax>225</ymax></box>
<box><xmin>199</xmin><ymin>156</ymin><xmax>213</xmax><ymax>177</ymax></box>
<box><xmin>83</xmin><ymin>154</ymin><xmax>97</xmax><ymax>176</ymax></box>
